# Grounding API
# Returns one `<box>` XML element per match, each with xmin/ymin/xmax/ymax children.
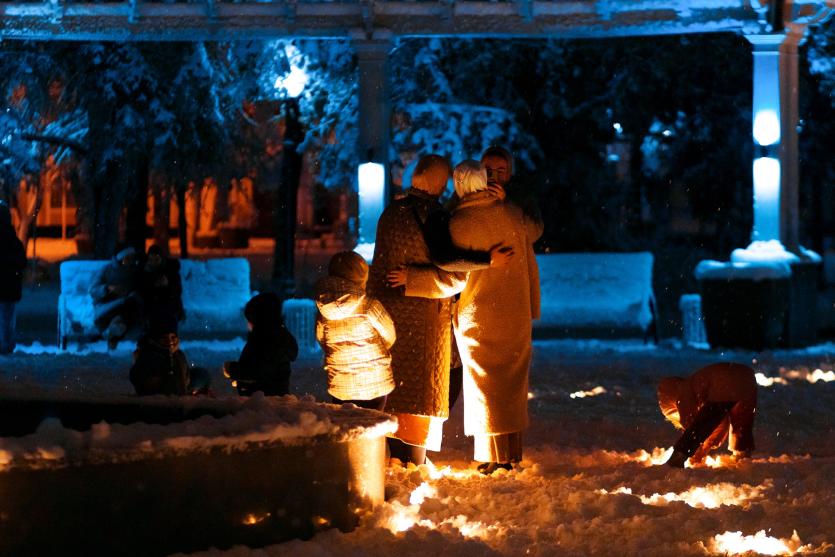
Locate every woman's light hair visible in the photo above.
<box><xmin>453</xmin><ymin>159</ymin><xmax>488</xmax><ymax>198</ymax></box>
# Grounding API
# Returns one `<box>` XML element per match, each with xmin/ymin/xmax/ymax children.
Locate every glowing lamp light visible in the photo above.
<box><xmin>753</xmin><ymin>109</ymin><xmax>780</xmax><ymax>146</ymax></box>
<box><xmin>274</xmin><ymin>45</ymin><xmax>308</xmax><ymax>98</ymax></box>
<box><xmin>753</xmin><ymin>157</ymin><xmax>780</xmax><ymax>242</ymax></box>
<box><xmin>358</xmin><ymin>161</ymin><xmax>386</xmax><ymax>248</ymax></box>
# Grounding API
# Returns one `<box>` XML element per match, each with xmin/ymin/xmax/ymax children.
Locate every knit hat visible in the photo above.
<box><xmin>412</xmin><ymin>154</ymin><xmax>451</xmax><ymax>195</ymax></box>
<box><xmin>328</xmin><ymin>251</ymin><xmax>369</xmax><ymax>286</ymax></box>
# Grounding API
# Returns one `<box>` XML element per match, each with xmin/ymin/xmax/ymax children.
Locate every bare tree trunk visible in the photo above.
<box><xmin>176</xmin><ymin>183</ymin><xmax>189</xmax><ymax>259</ymax></box>
<box><xmin>125</xmin><ymin>155</ymin><xmax>149</xmax><ymax>256</ymax></box>
<box><xmin>151</xmin><ymin>173</ymin><xmax>171</xmax><ymax>255</ymax></box>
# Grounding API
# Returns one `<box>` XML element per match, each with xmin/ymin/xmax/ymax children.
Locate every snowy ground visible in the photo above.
<box><xmin>1</xmin><ymin>339</ymin><xmax>834</xmax><ymax>557</ymax></box>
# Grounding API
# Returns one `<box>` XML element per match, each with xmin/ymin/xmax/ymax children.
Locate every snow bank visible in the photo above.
<box><xmin>731</xmin><ymin>240</ymin><xmax>821</xmax><ymax>265</ymax></box>
<box><xmin>0</xmin><ymin>395</ymin><xmax>396</xmax><ymax>471</ymax></box>
<box><xmin>535</xmin><ymin>252</ymin><xmax>654</xmax><ymax>331</ymax></box>
<box><xmin>694</xmin><ymin>259</ymin><xmax>792</xmax><ymax>281</ymax></box>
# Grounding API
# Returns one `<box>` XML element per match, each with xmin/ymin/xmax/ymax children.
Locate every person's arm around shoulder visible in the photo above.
<box><xmin>366</xmin><ymin>298</ymin><xmax>396</xmax><ymax>349</ymax></box>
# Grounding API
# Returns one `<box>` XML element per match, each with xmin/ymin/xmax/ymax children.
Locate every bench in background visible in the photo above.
<box><xmin>58</xmin><ymin>258</ymin><xmax>251</xmax><ymax>348</ymax></box>
<box><xmin>535</xmin><ymin>252</ymin><xmax>656</xmax><ymax>340</ymax></box>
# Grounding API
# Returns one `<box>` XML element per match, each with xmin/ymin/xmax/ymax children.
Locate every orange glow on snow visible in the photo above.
<box><xmin>599</xmin><ymin>480</ymin><xmax>770</xmax><ymax>509</ymax></box>
<box><xmin>241</xmin><ymin>512</ymin><xmax>270</xmax><ymax>525</ymax></box>
<box><xmin>570</xmin><ymin>386</ymin><xmax>607</xmax><ymax>399</ymax></box>
<box><xmin>707</xmin><ymin>530</ymin><xmax>831</xmax><ymax>555</ymax></box>
<box><xmin>757</xmin><ymin>368</ymin><xmax>834</xmax><ymax>387</ymax></box>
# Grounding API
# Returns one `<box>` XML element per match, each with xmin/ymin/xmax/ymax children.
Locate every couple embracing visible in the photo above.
<box><xmin>369</xmin><ymin>147</ymin><xmax>543</xmax><ymax>473</ymax></box>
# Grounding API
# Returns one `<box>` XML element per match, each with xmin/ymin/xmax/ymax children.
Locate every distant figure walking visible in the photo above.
<box><xmin>315</xmin><ymin>251</ymin><xmax>395</xmax><ymax>411</ymax></box>
<box><xmin>90</xmin><ymin>246</ymin><xmax>142</xmax><ymax>350</ymax></box>
<box><xmin>658</xmin><ymin>362</ymin><xmax>757</xmax><ymax>467</ymax></box>
<box><xmin>448</xmin><ymin>160</ymin><xmax>543</xmax><ymax>474</ymax></box>
<box><xmin>0</xmin><ymin>201</ymin><xmax>26</xmax><ymax>355</ymax></box>
<box><xmin>224</xmin><ymin>293</ymin><xmax>298</xmax><ymax>396</ymax></box>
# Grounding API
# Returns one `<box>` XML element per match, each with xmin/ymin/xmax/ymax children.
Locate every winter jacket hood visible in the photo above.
<box><xmin>315</xmin><ymin>276</ymin><xmax>367</xmax><ymax>320</ymax></box>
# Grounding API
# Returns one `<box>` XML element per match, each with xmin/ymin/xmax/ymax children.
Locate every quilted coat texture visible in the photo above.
<box><xmin>315</xmin><ymin>276</ymin><xmax>396</xmax><ymax>401</ymax></box>
<box><xmin>368</xmin><ymin>189</ymin><xmax>467</xmax><ymax>418</ymax></box>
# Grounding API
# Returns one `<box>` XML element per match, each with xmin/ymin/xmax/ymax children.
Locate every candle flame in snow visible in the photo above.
<box><xmin>708</xmin><ymin>530</ymin><xmax>832</xmax><ymax>555</ymax></box>
<box><xmin>570</xmin><ymin>386</ymin><xmax>607</xmax><ymax>399</ymax></box>
<box><xmin>598</xmin><ymin>480</ymin><xmax>770</xmax><ymax>509</ymax></box>
<box><xmin>756</xmin><ymin>369</ymin><xmax>835</xmax><ymax>387</ymax></box>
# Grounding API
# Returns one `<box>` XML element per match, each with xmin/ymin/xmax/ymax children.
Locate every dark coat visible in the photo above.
<box><xmin>90</xmin><ymin>258</ymin><xmax>140</xmax><ymax>331</ymax></box>
<box><xmin>367</xmin><ymin>189</ymin><xmax>467</xmax><ymax>419</ymax></box>
<box><xmin>230</xmin><ymin>326</ymin><xmax>298</xmax><ymax>396</ymax></box>
<box><xmin>0</xmin><ymin>215</ymin><xmax>26</xmax><ymax>303</ymax></box>
<box><xmin>130</xmin><ymin>335</ymin><xmax>189</xmax><ymax>396</ymax></box>
<box><xmin>138</xmin><ymin>258</ymin><xmax>184</xmax><ymax>334</ymax></box>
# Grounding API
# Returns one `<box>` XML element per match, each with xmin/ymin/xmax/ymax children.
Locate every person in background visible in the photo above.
<box><xmin>0</xmin><ymin>201</ymin><xmax>26</xmax><ymax>355</ymax></box>
<box><xmin>658</xmin><ymin>362</ymin><xmax>757</xmax><ymax>468</ymax></box>
<box><xmin>224</xmin><ymin>292</ymin><xmax>298</xmax><ymax>396</ymax></box>
<box><xmin>130</xmin><ymin>327</ymin><xmax>212</xmax><ymax>396</ymax></box>
<box><xmin>315</xmin><ymin>251</ymin><xmax>395</xmax><ymax>411</ymax></box>
<box><xmin>447</xmin><ymin>159</ymin><xmax>543</xmax><ymax>474</ymax></box>
<box><xmin>90</xmin><ymin>245</ymin><xmax>142</xmax><ymax>350</ymax></box>
<box><xmin>480</xmin><ymin>145</ymin><xmax>543</xmax><ymax>227</ymax></box>
<box><xmin>138</xmin><ymin>244</ymin><xmax>184</xmax><ymax>336</ymax></box>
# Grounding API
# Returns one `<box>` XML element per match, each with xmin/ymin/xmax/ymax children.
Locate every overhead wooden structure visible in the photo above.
<box><xmin>0</xmin><ymin>1</ymin><xmax>782</xmax><ymax>42</ymax></box>
<box><xmin>0</xmin><ymin>0</ymin><xmax>833</xmax><ymax>252</ymax></box>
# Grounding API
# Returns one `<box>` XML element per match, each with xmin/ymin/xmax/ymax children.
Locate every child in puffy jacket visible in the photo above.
<box><xmin>315</xmin><ymin>251</ymin><xmax>396</xmax><ymax>411</ymax></box>
<box><xmin>658</xmin><ymin>362</ymin><xmax>757</xmax><ymax>467</ymax></box>
<box><xmin>224</xmin><ymin>292</ymin><xmax>298</xmax><ymax>396</ymax></box>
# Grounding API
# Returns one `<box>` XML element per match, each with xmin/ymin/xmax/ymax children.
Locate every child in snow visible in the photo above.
<box><xmin>315</xmin><ymin>251</ymin><xmax>396</xmax><ymax>411</ymax></box>
<box><xmin>224</xmin><ymin>292</ymin><xmax>298</xmax><ymax>396</ymax></box>
<box><xmin>658</xmin><ymin>362</ymin><xmax>757</xmax><ymax>467</ymax></box>
<box><xmin>130</xmin><ymin>330</ymin><xmax>211</xmax><ymax>396</ymax></box>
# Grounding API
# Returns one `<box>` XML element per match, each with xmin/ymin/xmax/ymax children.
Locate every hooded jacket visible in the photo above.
<box><xmin>315</xmin><ymin>275</ymin><xmax>395</xmax><ymax>401</ymax></box>
<box><xmin>658</xmin><ymin>362</ymin><xmax>757</xmax><ymax>458</ymax></box>
<box><xmin>232</xmin><ymin>293</ymin><xmax>298</xmax><ymax>397</ymax></box>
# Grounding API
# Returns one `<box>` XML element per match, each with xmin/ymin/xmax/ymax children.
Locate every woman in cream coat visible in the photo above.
<box><xmin>449</xmin><ymin>159</ymin><xmax>542</xmax><ymax>474</ymax></box>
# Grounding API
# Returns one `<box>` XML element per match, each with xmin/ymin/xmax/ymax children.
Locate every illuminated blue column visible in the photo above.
<box><xmin>747</xmin><ymin>32</ymin><xmax>803</xmax><ymax>251</ymax></box>
<box><xmin>354</xmin><ymin>36</ymin><xmax>392</xmax><ymax>255</ymax></box>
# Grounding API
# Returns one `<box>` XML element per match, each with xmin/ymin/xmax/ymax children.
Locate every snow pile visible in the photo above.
<box><xmin>2</xmin><ymin>339</ymin><xmax>834</xmax><ymax>556</ymax></box>
<box><xmin>731</xmin><ymin>241</ymin><xmax>821</xmax><ymax>265</ymax></box>
<box><xmin>694</xmin><ymin>259</ymin><xmax>792</xmax><ymax>281</ymax></box>
<box><xmin>535</xmin><ymin>252</ymin><xmax>655</xmax><ymax>331</ymax></box>
<box><xmin>0</xmin><ymin>395</ymin><xmax>396</xmax><ymax>471</ymax></box>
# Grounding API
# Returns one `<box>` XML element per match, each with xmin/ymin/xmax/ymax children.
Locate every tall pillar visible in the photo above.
<box><xmin>354</xmin><ymin>36</ymin><xmax>392</xmax><ymax>253</ymax></box>
<box><xmin>746</xmin><ymin>31</ymin><xmax>804</xmax><ymax>253</ymax></box>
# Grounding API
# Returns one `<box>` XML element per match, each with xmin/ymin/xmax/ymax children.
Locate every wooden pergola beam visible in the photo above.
<box><xmin>0</xmin><ymin>0</ymin><xmax>762</xmax><ymax>42</ymax></box>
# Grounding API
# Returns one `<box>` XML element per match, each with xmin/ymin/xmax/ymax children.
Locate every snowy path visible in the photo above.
<box><xmin>2</xmin><ymin>339</ymin><xmax>834</xmax><ymax>556</ymax></box>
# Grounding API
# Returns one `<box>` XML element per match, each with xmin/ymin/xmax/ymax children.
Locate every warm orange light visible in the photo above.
<box><xmin>707</xmin><ymin>530</ymin><xmax>831</xmax><ymax>555</ymax></box>
<box><xmin>599</xmin><ymin>480</ymin><xmax>770</xmax><ymax>509</ymax></box>
<box><xmin>570</xmin><ymin>386</ymin><xmax>607</xmax><ymax>399</ymax></box>
<box><xmin>241</xmin><ymin>512</ymin><xmax>270</xmax><ymax>525</ymax></box>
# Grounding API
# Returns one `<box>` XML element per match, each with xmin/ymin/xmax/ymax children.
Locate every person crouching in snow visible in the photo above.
<box><xmin>315</xmin><ymin>251</ymin><xmax>396</xmax><ymax>411</ymax></box>
<box><xmin>224</xmin><ymin>292</ymin><xmax>298</xmax><ymax>396</ymax></box>
<box><xmin>658</xmin><ymin>362</ymin><xmax>757</xmax><ymax>468</ymax></box>
<box><xmin>130</xmin><ymin>308</ymin><xmax>212</xmax><ymax>396</ymax></box>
